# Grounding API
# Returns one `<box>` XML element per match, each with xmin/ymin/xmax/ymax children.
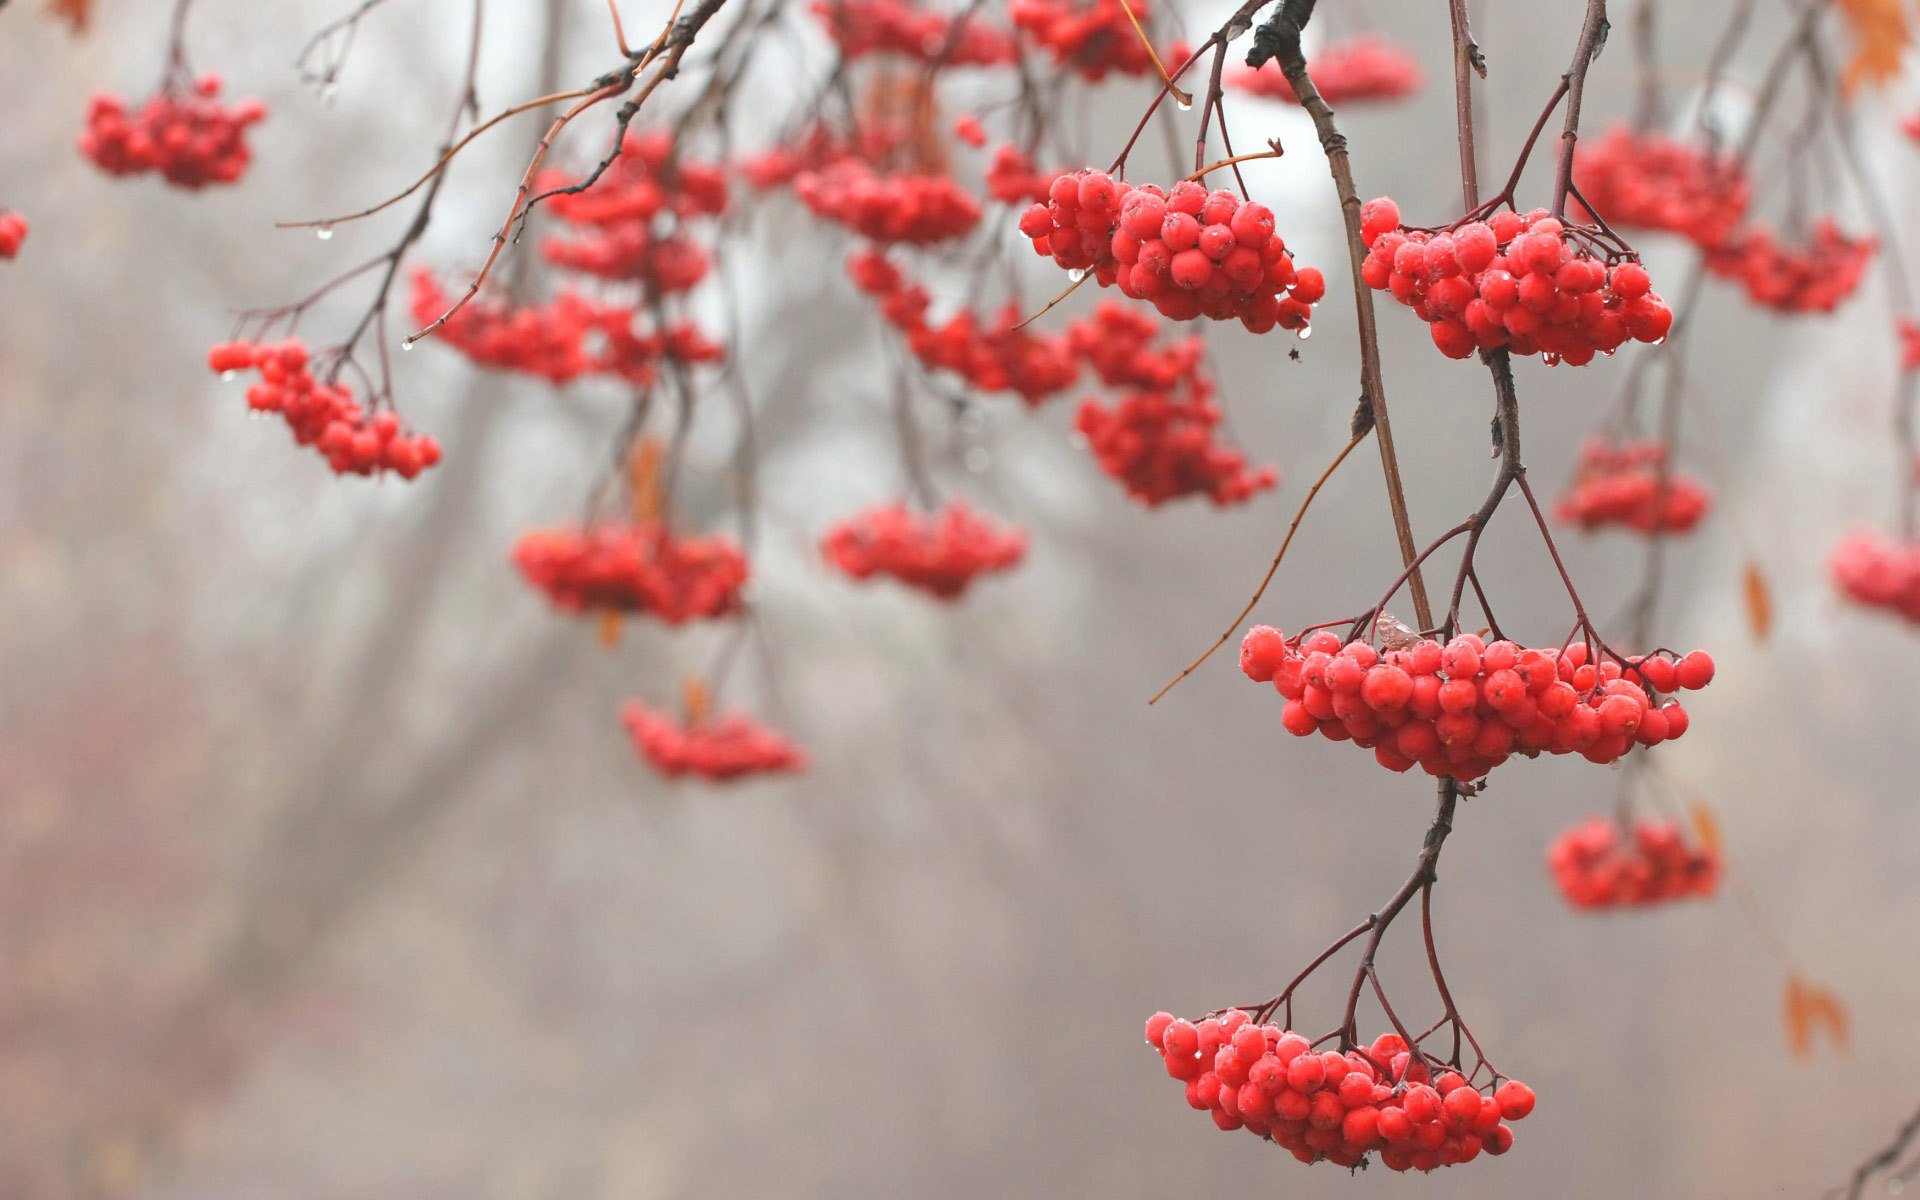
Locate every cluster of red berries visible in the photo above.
<box><xmin>847</xmin><ymin>248</ymin><xmax>1078</xmax><ymax>405</ymax></box>
<box><xmin>410</xmin><ymin>270</ymin><xmax>719</xmax><ymax>387</ymax></box>
<box><xmin>1547</xmin><ymin>816</ymin><xmax>1720</xmax><ymax>909</ymax></box>
<box><xmin>985</xmin><ymin>144</ymin><xmax>1055</xmax><ymax>205</ymax></box>
<box><xmin>79</xmin><ymin>76</ymin><xmax>265</xmax><ymax>189</ymax></box>
<box><xmin>820</xmin><ymin>500</ymin><xmax>1027</xmax><ymax>599</ymax></box>
<box><xmin>1008</xmin><ymin>0</ymin><xmax>1185</xmax><ymax>81</ymax></box>
<box><xmin>1068</xmin><ymin>301</ymin><xmax>1206</xmax><ymax>391</ymax></box>
<box><xmin>739</xmin><ymin>124</ymin><xmax>908</xmax><ymax>191</ymax></box>
<box><xmin>1830</xmin><ymin>529</ymin><xmax>1920</xmax><ymax>623</ymax></box>
<box><xmin>1076</xmin><ymin>387</ymin><xmax>1277</xmax><ymax>507</ymax></box>
<box><xmin>1553</xmin><ymin>438</ymin><xmax>1711</xmax><ymax>534</ymax></box>
<box><xmin>1704</xmin><ymin>220</ymin><xmax>1875</xmax><ymax>313</ymax></box>
<box><xmin>1146</xmin><ymin>1012</ymin><xmax>1533</xmax><ymax>1171</ymax></box>
<box><xmin>618</xmin><ymin>701</ymin><xmax>807</xmax><ymax>781</ymax></box>
<box><xmin>0</xmin><ymin>211</ymin><xmax>24</xmax><ymax>259</ymax></box>
<box><xmin>1239</xmin><ymin>626</ymin><xmax>1712</xmax><ymax>782</ymax></box>
<box><xmin>1359</xmin><ymin>198</ymin><xmax>1674</xmax><ymax>363</ymax></box>
<box><xmin>1571</xmin><ymin>126</ymin><xmax>1750</xmax><ymax>248</ymax></box>
<box><xmin>1228</xmin><ymin>35</ymin><xmax>1423</xmax><ymax>105</ymax></box>
<box><xmin>809</xmin><ymin>0</ymin><xmax>1015</xmax><ymax>64</ymax></box>
<box><xmin>513</xmin><ymin>524</ymin><xmax>749</xmax><ymax>622</ymax></box>
<box><xmin>535</xmin><ymin>130</ymin><xmax>726</xmax><ymax>289</ymax></box>
<box><xmin>1019</xmin><ymin>171</ymin><xmax>1323</xmax><ymax>331</ymax></box>
<box><xmin>795</xmin><ymin>159</ymin><xmax>981</xmax><ymax>245</ymax></box>
<box><xmin>207</xmin><ymin>340</ymin><xmax>441</xmax><ymax>479</ymax></box>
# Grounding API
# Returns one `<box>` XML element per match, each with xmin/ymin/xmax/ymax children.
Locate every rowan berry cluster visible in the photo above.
<box><xmin>1571</xmin><ymin>126</ymin><xmax>1750</xmax><ymax>248</ymax></box>
<box><xmin>1830</xmin><ymin>529</ymin><xmax>1920</xmax><ymax>623</ymax></box>
<box><xmin>1704</xmin><ymin>220</ymin><xmax>1874</xmax><ymax>314</ymax></box>
<box><xmin>1008</xmin><ymin>0</ymin><xmax>1185</xmax><ymax>81</ymax></box>
<box><xmin>513</xmin><ymin>524</ymin><xmax>749</xmax><ymax>622</ymax></box>
<box><xmin>1146</xmin><ymin>1011</ymin><xmax>1533</xmax><ymax>1171</ymax></box>
<box><xmin>0</xmin><ymin>211</ymin><xmax>24</xmax><ymax>259</ymax></box>
<box><xmin>985</xmin><ymin>144</ymin><xmax>1054</xmax><ymax>205</ymax></box>
<box><xmin>410</xmin><ymin>270</ymin><xmax>720</xmax><ymax>387</ymax></box>
<box><xmin>79</xmin><ymin>76</ymin><xmax>265</xmax><ymax>189</ymax></box>
<box><xmin>1228</xmin><ymin>35</ymin><xmax>1423</xmax><ymax>105</ymax></box>
<box><xmin>739</xmin><ymin>124</ymin><xmax>908</xmax><ymax>191</ymax></box>
<box><xmin>1018</xmin><ymin>171</ymin><xmax>1323</xmax><ymax>331</ymax></box>
<box><xmin>809</xmin><ymin>0</ymin><xmax>1015</xmax><ymax>65</ymax></box>
<box><xmin>1068</xmin><ymin>301</ymin><xmax>1206</xmax><ymax>391</ymax></box>
<box><xmin>820</xmin><ymin>500</ymin><xmax>1027</xmax><ymax>599</ymax></box>
<box><xmin>1547</xmin><ymin>816</ymin><xmax>1720</xmax><ymax>909</ymax></box>
<box><xmin>1553</xmin><ymin>438</ymin><xmax>1711</xmax><ymax>534</ymax></box>
<box><xmin>207</xmin><ymin>339</ymin><xmax>441</xmax><ymax>478</ymax></box>
<box><xmin>1359</xmin><ymin>198</ymin><xmax>1673</xmax><ymax>363</ymax></box>
<box><xmin>534</xmin><ymin>131</ymin><xmax>726</xmax><ymax>288</ymax></box>
<box><xmin>618</xmin><ymin>701</ymin><xmax>807</xmax><ymax>781</ymax></box>
<box><xmin>1076</xmin><ymin>387</ymin><xmax>1277</xmax><ymax>507</ymax></box>
<box><xmin>1239</xmin><ymin>626</ymin><xmax>1712</xmax><ymax>782</ymax></box>
<box><xmin>847</xmin><ymin>248</ymin><xmax>1078</xmax><ymax>404</ymax></box>
<box><xmin>795</xmin><ymin>159</ymin><xmax>981</xmax><ymax>245</ymax></box>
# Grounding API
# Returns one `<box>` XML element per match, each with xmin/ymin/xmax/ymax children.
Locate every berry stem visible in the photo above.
<box><xmin>1252</xmin><ymin>0</ymin><xmax>1435</xmax><ymax>629</ymax></box>
<box><xmin>1335</xmin><ymin>780</ymin><xmax>1460</xmax><ymax>1049</ymax></box>
<box><xmin>1549</xmin><ymin>0</ymin><xmax>1610</xmax><ymax>220</ymax></box>
<box><xmin>1843</xmin><ymin>1101</ymin><xmax>1920</xmax><ymax>1200</ymax></box>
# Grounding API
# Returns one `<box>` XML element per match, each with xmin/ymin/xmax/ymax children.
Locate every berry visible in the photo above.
<box><xmin>1553</xmin><ymin>437</ymin><xmax>1711</xmax><ymax>534</ymax></box>
<box><xmin>1547</xmin><ymin>815</ymin><xmax>1720</xmax><ymax>909</ymax></box>
<box><xmin>513</xmin><ymin>523</ymin><xmax>749</xmax><ymax>622</ymax></box>
<box><xmin>1358</xmin><ymin>199</ymin><xmax>1673</xmax><ymax>364</ymax></box>
<box><xmin>1248</xmin><ymin>627</ymin><xmax>1710</xmax><ymax>781</ymax></box>
<box><xmin>1009</xmin><ymin>0</ymin><xmax>1186</xmax><ymax>82</ymax></box>
<box><xmin>1229</xmin><ymin>35</ymin><xmax>1423</xmax><ymax>105</ymax></box>
<box><xmin>209</xmin><ymin>339</ymin><xmax>440</xmax><ymax>479</ymax></box>
<box><xmin>810</xmin><ymin>0</ymin><xmax>1015</xmax><ymax>64</ymax></box>
<box><xmin>0</xmin><ymin>210</ymin><xmax>26</xmax><ymax>259</ymax></box>
<box><xmin>1704</xmin><ymin>219</ymin><xmax>1874</xmax><ymax>314</ymax></box>
<box><xmin>1830</xmin><ymin>529</ymin><xmax>1920</xmax><ymax>623</ymax></box>
<box><xmin>820</xmin><ymin>500</ymin><xmax>1027</xmax><ymax>599</ymax></box>
<box><xmin>1145</xmin><ymin>1012</ymin><xmax>1531</xmax><ymax>1171</ymax></box>
<box><xmin>619</xmin><ymin>700</ymin><xmax>806</xmax><ymax>781</ymax></box>
<box><xmin>79</xmin><ymin>78</ymin><xmax>265</xmax><ymax>188</ymax></box>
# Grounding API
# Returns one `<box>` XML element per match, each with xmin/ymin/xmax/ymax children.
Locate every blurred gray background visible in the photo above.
<box><xmin>1</xmin><ymin>0</ymin><xmax>1916</xmax><ymax>1196</ymax></box>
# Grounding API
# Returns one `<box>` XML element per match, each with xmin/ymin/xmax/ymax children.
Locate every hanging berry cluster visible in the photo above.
<box><xmin>795</xmin><ymin>159</ymin><xmax>982</xmax><ymax>245</ymax></box>
<box><xmin>409</xmin><ymin>270</ymin><xmax>720</xmax><ymax>387</ymax></box>
<box><xmin>1571</xmin><ymin>126</ymin><xmax>1750</xmax><ymax>249</ymax></box>
<box><xmin>985</xmin><ymin>144</ymin><xmax>1055</xmax><ymax>205</ymax></box>
<box><xmin>1076</xmin><ymin>387</ymin><xmax>1277</xmax><ymax>507</ymax></box>
<box><xmin>1546</xmin><ymin>816</ymin><xmax>1720</xmax><ymax>910</ymax></box>
<box><xmin>820</xmin><ymin>500</ymin><xmax>1027</xmax><ymax>599</ymax></box>
<box><xmin>1229</xmin><ymin>35</ymin><xmax>1423</xmax><ymax>106</ymax></box>
<box><xmin>534</xmin><ymin>130</ymin><xmax>727</xmax><ymax>286</ymax></box>
<box><xmin>1553</xmin><ymin>438</ymin><xmax>1711</xmax><ymax>535</ymax></box>
<box><xmin>1359</xmin><ymin>198</ymin><xmax>1673</xmax><ymax>363</ymax></box>
<box><xmin>1146</xmin><ymin>1013</ymin><xmax>1534</xmax><ymax>1172</ymax></box>
<box><xmin>619</xmin><ymin>701</ymin><xmax>807</xmax><ymax>781</ymax></box>
<box><xmin>79</xmin><ymin>76</ymin><xmax>265</xmax><ymax>190</ymax></box>
<box><xmin>1007</xmin><ymin>0</ymin><xmax>1184</xmax><ymax>82</ymax></box>
<box><xmin>1019</xmin><ymin>172</ymin><xmax>1323</xmax><ymax>331</ymax></box>
<box><xmin>1830</xmin><ymin>529</ymin><xmax>1920</xmax><ymax>624</ymax></box>
<box><xmin>208</xmin><ymin>340</ymin><xmax>441</xmax><ymax>478</ymax></box>
<box><xmin>1704</xmin><ymin>220</ymin><xmax>1874</xmax><ymax>314</ymax></box>
<box><xmin>808</xmin><ymin>0</ymin><xmax>1015</xmax><ymax>65</ymax></box>
<box><xmin>513</xmin><ymin>524</ymin><xmax>749</xmax><ymax>623</ymax></box>
<box><xmin>846</xmin><ymin>248</ymin><xmax>1079</xmax><ymax>405</ymax></box>
<box><xmin>0</xmin><ymin>211</ymin><xmax>25</xmax><ymax>259</ymax></box>
<box><xmin>1239</xmin><ymin>626</ymin><xmax>1711</xmax><ymax>782</ymax></box>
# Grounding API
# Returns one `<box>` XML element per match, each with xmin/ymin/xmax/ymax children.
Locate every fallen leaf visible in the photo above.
<box><xmin>1690</xmin><ymin>801</ymin><xmax>1721</xmax><ymax>859</ymax></box>
<box><xmin>1834</xmin><ymin>0</ymin><xmax>1910</xmax><ymax>95</ymax></box>
<box><xmin>597</xmin><ymin>609</ymin><xmax>623</xmax><ymax>649</ymax></box>
<box><xmin>681</xmin><ymin>674</ymin><xmax>710</xmax><ymax>728</ymax></box>
<box><xmin>46</xmin><ymin>0</ymin><xmax>92</xmax><ymax>34</ymax></box>
<box><xmin>1742</xmin><ymin>560</ymin><xmax>1773</xmax><ymax>642</ymax></box>
<box><xmin>1785</xmin><ymin>973</ymin><xmax>1850</xmax><ymax>1058</ymax></box>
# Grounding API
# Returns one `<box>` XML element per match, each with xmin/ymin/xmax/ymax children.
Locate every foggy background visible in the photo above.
<box><xmin>1</xmin><ymin>0</ymin><xmax>1916</xmax><ymax>1196</ymax></box>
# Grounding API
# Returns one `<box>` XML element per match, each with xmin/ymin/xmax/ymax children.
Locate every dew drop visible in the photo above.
<box><xmin>316</xmin><ymin>224</ymin><xmax>334</xmax><ymax>241</ymax></box>
<box><xmin>220</xmin><ymin>370</ymin><xmax>237</xmax><ymax>382</ymax></box>
<box><xmin>1651</xmin><ymin>335</ymin><xmax>1668</xmax><ymax>346</ymax></box>
<box><xmin>964</xmin><ymin>447</ymin><xmax>992</xmax><ymax>473</ymax></box>
<box><xmin>402</xmin><ymin>339</ymin><xmax>415</xmax><ymax>351</ymax></box>
<box><xmin>1175</xmin><ymin>96</ymin><xmax>1194</xmax><ymax>112</ymax></box>
<box><xmin>1067</xmin><ymin>267</ymin><xmax>1086</xmax><ymax>283</ymax></box>
<box><xmin>1888</xmin><ymin>1181</ymin><xmax>1904</xmax><ymax>1196</ymax></box>
<box><xmin>1296</xmin><ymin>325</ymin><xmax>1312</xmax><ymax>340</ymax></box>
